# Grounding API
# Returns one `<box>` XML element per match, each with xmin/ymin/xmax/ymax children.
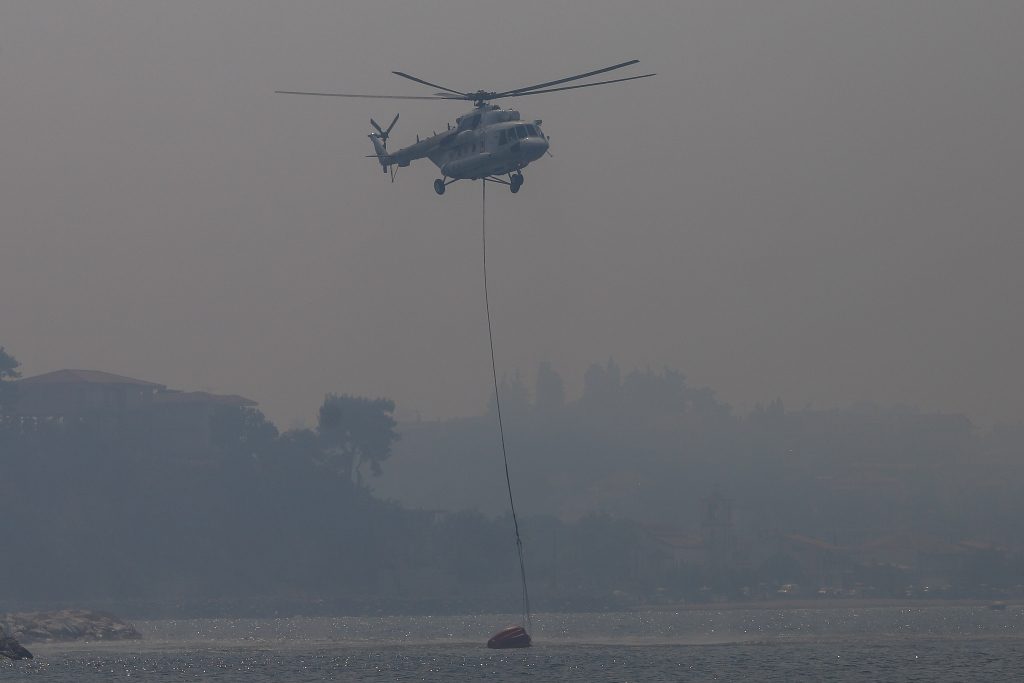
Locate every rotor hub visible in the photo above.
<box><xmin>470</xmin><ymin>90</ymin><xmax>498</xmax><ymax>107</ymax></box>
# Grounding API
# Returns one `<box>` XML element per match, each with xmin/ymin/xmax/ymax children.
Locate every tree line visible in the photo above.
<box><xmin>4</xmin><ymin>346</ymin><xmax>1024</xmax><ymax>611</ymax></box>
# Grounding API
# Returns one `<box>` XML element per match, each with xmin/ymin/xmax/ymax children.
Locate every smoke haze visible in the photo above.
<box><xmin>2</xmin><ymin>1</ymin><xmax>1023</xmax><ymax>426</ymax></box>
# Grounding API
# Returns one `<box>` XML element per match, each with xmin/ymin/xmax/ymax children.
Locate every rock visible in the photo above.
<box><xmin>0</xmin><ymin>626</ymin><xmax>32</xmax><ymax>660</ymax></box>
<box><xmin>0</xmin><ymin>609</ymin><xmax>141</xmax><ymax>644</ymax></box>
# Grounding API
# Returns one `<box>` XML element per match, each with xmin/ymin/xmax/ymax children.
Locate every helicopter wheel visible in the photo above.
<box><xmin>434</xmin><ymin>179</ymin><xmax>446</xmax><ymax>195</ymax></box>
<box><xmin>510</xmin><ymin>173</ymin><xmax>523</xmax><ymax>194</ymax></box>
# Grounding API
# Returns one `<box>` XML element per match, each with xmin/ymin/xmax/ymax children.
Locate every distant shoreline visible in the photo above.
<box><xmin>5</xmin><ymin>597</ymin><xmax>1013</xmax><ymax>621</ymax></box>
<box><xmin>637</xmin><ymin>598</ymin><xmax>1014</xmax><ymax>612</ymax></box>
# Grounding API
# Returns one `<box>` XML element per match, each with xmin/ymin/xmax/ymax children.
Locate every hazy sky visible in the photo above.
<box><xmin>2</xmin><ymin>1</ymin><xmax>1022</xmax><ymax>426</ymax></box>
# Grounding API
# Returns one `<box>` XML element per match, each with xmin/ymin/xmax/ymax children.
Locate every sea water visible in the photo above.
<box><xmin>4</xmin><ymin>606</ymin><xmax>1024</xmax><ymax>681</ymax></box>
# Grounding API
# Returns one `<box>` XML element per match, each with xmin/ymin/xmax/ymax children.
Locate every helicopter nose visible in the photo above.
<box><xmin>521</xmin><ymin>136</ymin><xmax>548</xmax><ymax>160</ymax></box>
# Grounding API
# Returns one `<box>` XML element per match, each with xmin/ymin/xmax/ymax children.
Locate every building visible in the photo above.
<box><xmin>3</xmin><ymin>369</ymin><xmax>258</xmax><ymax>456</ymax></box>
<box><xmin>12</xmin><ymin>369</ymin><xmax>165</xmax><ymax>420</ymax></box>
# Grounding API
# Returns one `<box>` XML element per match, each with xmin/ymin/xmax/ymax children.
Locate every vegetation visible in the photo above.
<box><xmin>0</xmin><ymin>347</ymin><xmax>19</xmax><ymax>413</ymax></box>
<box><xmin>317</xmin><ymin>394</ymin><xmax>398</xmax><ymax>484</ymax></box>
<box><xmin>0</xmin><ymin>347</ymin><xmax>19</xmax><ymax>381</ymax></box>
<box><xmin>2</xmin><ymin>343</ymin><xmax>1024</xmax><ymax>613</ymax></box>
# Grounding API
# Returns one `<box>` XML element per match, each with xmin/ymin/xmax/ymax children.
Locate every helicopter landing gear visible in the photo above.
<box><xmin>482</xmin><ymin>173</ymin><xmax>525</xmax><ymax>194</ymax></box>
<box><xmin>434</xmin><ymin>177</ymin><xmax>459</xmax><ymax>195</ymax></box>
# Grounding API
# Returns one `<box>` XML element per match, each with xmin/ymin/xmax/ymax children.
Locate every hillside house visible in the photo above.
<box><xmin>4</xmin><ymin>369</ymin><xmax>258</xmax><ymax>456</ymax></box>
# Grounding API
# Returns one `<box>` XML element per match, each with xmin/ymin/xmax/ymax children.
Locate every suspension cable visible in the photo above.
<box><xmin>481</xmin><ymin>178</ymin><xmax>532</xmax><ymax>630</ymax></box>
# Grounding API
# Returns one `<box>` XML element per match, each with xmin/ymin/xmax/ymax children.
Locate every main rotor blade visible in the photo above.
<box><xmin>492</xmin><ymin>59</ymin><xmax>641</xmax><ymax>98</ymax></box>
<box><xmin>275</xmin><ymin>90</ymin><xmax>451</xmax><ymax>100</ymax></box>
<box><xmin>391</xmin><ymin>71</ymin><xmax>467</xmax><ymax>97</ymax></box>
<box><xmin>493</xmin><ymin>72</ymin><xmax>656</xmax><ymax>98</ymax></box>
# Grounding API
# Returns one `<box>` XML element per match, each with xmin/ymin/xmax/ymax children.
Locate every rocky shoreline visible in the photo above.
<box><xmin>0</xmin><ymin>625</ymin><xmax>32</xmax><ymax>660</ymax></box>
<box><xmin>1</xmin><ymin>609</ymin><xmax>141</xmax><ymax>644</ymax></box>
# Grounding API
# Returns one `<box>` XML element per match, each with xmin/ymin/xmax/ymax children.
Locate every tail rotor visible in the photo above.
<box><xmin>370</xmin><ymin>113</ymin><xmax>399</xmax><ymax>143</ymax></box>
<box><xmin>369</xmin><ymin>113</ymin><xmax>400</xmax><ymax>181</ymax></box>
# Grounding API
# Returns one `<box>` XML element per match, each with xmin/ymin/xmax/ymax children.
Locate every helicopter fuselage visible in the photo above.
<box><xmin>379</xmin><ymin>105</ymin><xmax>549</xmax><ymax>181</ymax></box>
<box><xmin>278</xmin><ymin>59</ymin><xmax>652</xmax><ymax>194</ymax></box>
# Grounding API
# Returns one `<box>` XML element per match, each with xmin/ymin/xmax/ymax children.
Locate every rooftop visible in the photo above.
<box><xmin>15</xmin><ymin>369</ymin><xmax>257</xmax><ymax>406</ymax></box>
<box><xmin>17</xmin><ymin>369</ymin><xmax>166</xmax><ymax>389</ymax></box>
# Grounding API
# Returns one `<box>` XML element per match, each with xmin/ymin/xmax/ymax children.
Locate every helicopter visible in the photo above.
<box><xmin>276</xmin><ymin>60</ymin><xmax>654</xmax><ymax>195</ymax></box>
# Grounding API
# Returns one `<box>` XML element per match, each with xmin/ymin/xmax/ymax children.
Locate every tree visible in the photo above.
<box><xmin>317</xmin><ymin>394</ymin><xmax>399</xmax><ymax>485</ymax></box>
<box><xmin>0</xmin><ymin>346</ymin><xmax>20</xmax><ymax>414</ymax></box>
<box><xmin>210</xmin><ymin>406</ymin><xmax>279</xmax><ymax>458</ymax></box>
<box><xmin>487</xmin><ymin>370</ymin><xmax>531</xmax><ymax>420</ymax></box>
<box><xmin>276</xmin><ymin>428</ymin><xmax>321</xmax><ymax>459</ymax></box>
<box><xmin>581</xmin><ymin>358</ymin><xmax>623</xmax><ymax>416</ymax></box>
<box><xmin>534</xmin><ymin>361</ymin><xmax>565</xmax><ymax>415</ymax></box>
<box><xmin>0</xmin><ymin>347</ymin><xmax>19</xmax><ymax>381</ymax></box>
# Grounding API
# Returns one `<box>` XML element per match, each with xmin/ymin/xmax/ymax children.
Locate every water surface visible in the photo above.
<box><xmin>5</xmin><ymin>606</ymin><xmax>1023</xmax><ymax>681</ymax></box>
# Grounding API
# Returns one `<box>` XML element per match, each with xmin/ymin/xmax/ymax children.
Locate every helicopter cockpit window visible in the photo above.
<box><xmin>526</xmin><ymin>125</ymin><xmax>538</xmax><ymax>136</ymax></box>
<box><xmin>515</xmin><ymin>124</ymin><xmax>528</xmax><ymax>138</ymax></box>
<box><xmin>498</xmin><ymin>130</ymin><xmax>507</xmax><ymax>145</ymax></box>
